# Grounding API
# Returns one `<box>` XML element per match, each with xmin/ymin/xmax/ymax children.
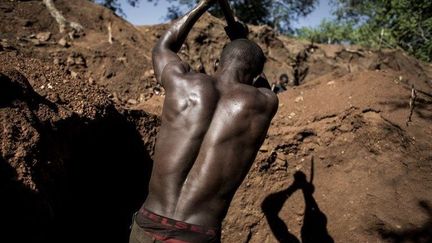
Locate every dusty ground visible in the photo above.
<box><xmin>1</xmin><ymin>0</ymin><xmax>432</xmax><ymax>242</ymax></box>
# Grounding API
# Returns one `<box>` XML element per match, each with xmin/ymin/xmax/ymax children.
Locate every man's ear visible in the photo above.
<box><xmin>253</xmin><ymin>75</ymin><xmax>271</xmax><ymax>89</ymax></box>
<box><xmin>253</xmin><ymin>75</ymin><xmax>260</xmax><ymax>83</ymax></box>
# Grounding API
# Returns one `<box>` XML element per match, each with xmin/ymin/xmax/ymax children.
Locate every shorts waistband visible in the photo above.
<box><xmin>137</xmin><ymin>207</ymin><xmax>220</xmax><ymax>237</ymax></box>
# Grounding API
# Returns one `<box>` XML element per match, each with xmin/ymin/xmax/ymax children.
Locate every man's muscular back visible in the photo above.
<box><xmin>143</xmin><ymin>61</ymin><xmax>278</xmax><ymax>227</ymax></box>
<box><xmin>139</xmin><ymin>0</ymin><xmax>278</xmax><ymax>231</ymax></box>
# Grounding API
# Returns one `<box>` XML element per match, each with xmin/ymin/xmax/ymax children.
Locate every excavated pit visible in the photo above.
<box><xmin>0</xmin><ymin>69</ymin><xmax>159</xmax><ymax>243</ymax></box>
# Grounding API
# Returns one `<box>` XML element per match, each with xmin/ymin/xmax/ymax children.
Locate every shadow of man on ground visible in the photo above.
<box><xmin>262</xmin><ymin>159</ymin><xmax>334</xmax><ymax>243</ymax></box>
<box><xmin>261</xmin><ymin>173</ymin><xmax>301</xmax><ymax>243</ymax></box>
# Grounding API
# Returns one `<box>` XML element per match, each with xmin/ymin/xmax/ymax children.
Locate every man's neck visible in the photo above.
<box><xmin>215</xmin><ymin>67</ymin><xmax>252</xmax><ymax>85</ymax></box>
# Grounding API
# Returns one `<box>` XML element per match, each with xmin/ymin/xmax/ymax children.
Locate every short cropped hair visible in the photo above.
<box><xmin>219</xmin><ymin>39</ymin><xmax>266</xmax><ymax>77</ymax></box>
<box><xmin>279</xmin><ymin>74</ymin><xmax>289</xmax><ymax>83</ymax></box>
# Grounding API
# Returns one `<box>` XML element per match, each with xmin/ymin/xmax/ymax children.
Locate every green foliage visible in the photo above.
<box><xmin>296</xmin><ymin>19</ymin><xmax>399</xmax><ymax>49</ymax></box>
<box><xmin>150</xmin><ymin>0</ymin><xmax>318</xmax><ymax>34</ymax></box>
<box><xmin>93</xmin><ymin>0</ymin><xmax>318</xmax><ymax>34</ymax></box>
<box><xmin>296</xmin><ymin>19</ymin><xmax>354</xmax><ymax>44</ymax></box>
<box><xmin>91</xmin><ymin>0</ymin><xmax>140</xmax><ymax>16</ymax></box>
<box><xmin>269</xmin><ymin>0</ymin><xmax>319</xmax><ymax>34</ymax></box>
<box><xmin>329</xmin><ymin>0</ymin><xmax>431</xmax><ymax>62</ymax></box>
<box><xmin>92</xmin><ymin>0</ymin><xmax>430</xmax><ymax>62</ymax></box>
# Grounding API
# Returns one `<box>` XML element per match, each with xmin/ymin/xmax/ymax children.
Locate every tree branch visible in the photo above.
<box><xmin>43</xmin><ymin>0</ymin><xmax>83</xmax><ymax>33</ymax></box>
<box><xmin>406</xmin><ymin>85</ymin><xmax>417</xmax><ymax>126</ymax></box>
<box><xmin>107</xmin><ymin>22</ymin><xmax>113</xmax><ymax>44</ymax></box>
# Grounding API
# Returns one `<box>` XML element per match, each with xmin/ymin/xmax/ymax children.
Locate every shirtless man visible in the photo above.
<box><xmin>130</xmin><ymin>0</ymin><xmax>278</xmax><ymax>242</ymax></box>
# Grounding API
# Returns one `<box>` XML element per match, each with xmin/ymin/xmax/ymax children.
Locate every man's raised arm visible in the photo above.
<box><xmin>218</xmin><ymin>0</ymin><xmax>248</xmax><ymax>40</ymax></box>
<box><xmin>152</xmin><ymin>0</ymin><xmax>215</xmax><ymax>84</ymax></box>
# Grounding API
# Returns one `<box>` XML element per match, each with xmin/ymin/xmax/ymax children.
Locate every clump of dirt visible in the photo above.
<box><xmin>1</xmin><ymin>1</ymin><xmax>432</xmax><ymax>243</ymax></box>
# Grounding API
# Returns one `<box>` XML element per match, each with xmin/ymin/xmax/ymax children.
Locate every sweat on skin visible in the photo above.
<box><xmin>130</xmin><ymin>0</ymin><xmax>278</xmax><ymax>242</ymax></box>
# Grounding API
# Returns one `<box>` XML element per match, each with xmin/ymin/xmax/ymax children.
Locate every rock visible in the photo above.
<box><xmin>30</xmin><ymin>39</ymin><xmax>42</xmax><ymax>46</ymax></box>
<box><xmin>275</xmin><ymin>157</ymin><xmax>287</xmax><ymax>171</ymax></box>
<box><xmin>88</xmin><ymin>77</ymin><xmax>95</xmax><ymax>85</ymax></box>
<box><xmin>66</xmin><ymin>54</ymin><xmax>86</xmax><ymax>67</ymax></box>
<box><xmin>139</xmin><ymin>93</ymin><xmax>146</xmax><ymax>102</ymax></box>
<box><xmin>127</xmin><ymin>99</ymin><xmax>138</xmax><ymax>105</ymax></box>
<box><xmin>36</xmin><ymin>32</ymin><xmax>51</xmax><ymax>42</ymax></box>
<box><xmin>70</xmin><ymin>71</ymin><xmax>78</xmax><ymax>78</ymax></box>
<box><xmin>111</xmin><ymin>93</ymin><xmax>119</xmax><ymax>102</ymax></box>
<box><xmin>74</xmin><ymin>56</ymin><xmax>86</xmax><ymax>66</ymax></box>
<box><xmin>68</xmin><ymin>31</ymin><xmax>79</xmax><ymax>40</ymax></box>
<box><xmin>144</xmin><ymin>70</ymin><xmax>154</xmax><ymax>78</ymax></box>
<box><xmin>1</xmin><ymin>39</ymin><xmax>14</xmax><ymax>50</ymax></box>
<box><xmin>53</xmin><ymin>58</ymin><xmax>62</xmax><ymax>65</ymax></box>
<box><xmin>117</xmin><ymin>57</ymin><xmax>127</xmax><ymax>64</ymax></box>
<box><xmin>66</xmin><ymin>56</ymin><xmax>75</xmax><ymax>65</ymax></box>
<box><xmin>58</xmin><ymin>37</ymin><xmax>70</xmax><ymax>47</ymax></box>
<box><xmin>259</xmin><ymin>145</ymin><xmax>269</xmax><ymax>152</ymax></box>
<box><xmin>47</xmin><ymin>93</ymin><xmax>60</xmax><ymax>103</ymax></box>
<box><xmin>295</xmin><ymin>96</ymin><xmax>304</xmax><ymax>103</ymax></box>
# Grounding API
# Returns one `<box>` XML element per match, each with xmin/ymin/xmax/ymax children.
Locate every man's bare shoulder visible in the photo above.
<box><xmin>161</xmin><ymin>62</ymin><xmax>216</xmax><ymax>90</ymax></box>
<box><xmin>257</xmin><ymin>87</ymin><xmax>279</xmax><ymax>113</ymax></box>
<box><xmin>224</xmin><ymin>84</ymin><xmax>278</xmax><ymax>115</ymax></box>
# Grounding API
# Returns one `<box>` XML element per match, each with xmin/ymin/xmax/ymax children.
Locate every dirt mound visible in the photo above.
<box><xmin>1</xmin><ymin>1</ymin><xmax>432</xmax><ymax>243</ymax></box>
<box><xmin>137</xmin><ymin>15</ymin><xmax>432</xmax><ymax>104</ymax></box>
<box><xmin>222</xmin><ymin>70</ymin><xmax>432</xmax><ymax>242</ymax></box>
<box><xmin>0</xmin><ymin>51</ymin><xmax>159</xmax><ymax>243</ymax></box>
<box><xmin>0</xmin><ymin>0</ymin><xmax>154</xmax><ymax>104</ymax></box>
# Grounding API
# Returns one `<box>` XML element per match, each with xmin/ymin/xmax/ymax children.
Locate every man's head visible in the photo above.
<box><xmin>219</xmin><ymin>39</ymin><xmax>266</xmax><ymax>83</ymax></box>
<box><xmin>279</xmin><ymin>74</ymin><xmax>289</xmax><ymax>85</ymax></box>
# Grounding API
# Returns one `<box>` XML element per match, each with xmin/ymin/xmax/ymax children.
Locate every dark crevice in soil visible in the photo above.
<box><xmin>38</xmin><ymin>113</ymin><xmax>153</xmax><ymax>243</ymax></box>
<box><xmin>0</xmin><ymin>70</ymin><xmax>156</xmax><ymax>243</ymax></box>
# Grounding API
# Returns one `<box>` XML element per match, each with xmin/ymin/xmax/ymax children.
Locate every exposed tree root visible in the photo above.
<box><xmin>107</xmin><ymin>22</ymin><xmax>113</xmax><ymax>44</ymax></box>
<box><xmin>406</xmin><ymin>85</ymin><xmax>417</xmax><ymax>126</ymax></box>
<box><xmin>43</xmin><ymin>0</ymin><xmax>83</xmax><ymax>34</ymax></box>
